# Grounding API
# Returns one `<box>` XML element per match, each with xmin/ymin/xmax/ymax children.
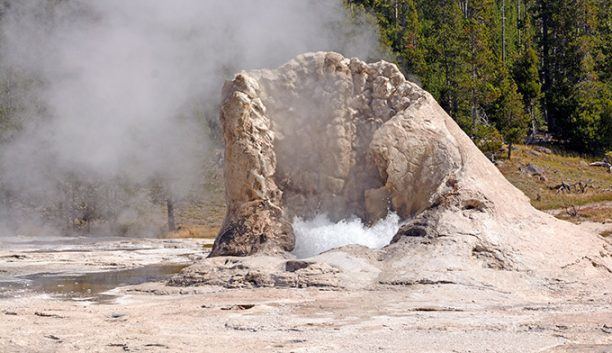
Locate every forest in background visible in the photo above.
<box><xmin>349</xmin><ymin>0</ymin><xmax>611</xmax><ymax>155</ymax></box>
<box><xmin>1</xmin><ymin>1</ymin><xmax>610</xmax><ymax>157</ymax></box>
<box><xmin>0</xmin><ymin>0</ymin><xmax>609</xmax><ymax>237</ymax></box>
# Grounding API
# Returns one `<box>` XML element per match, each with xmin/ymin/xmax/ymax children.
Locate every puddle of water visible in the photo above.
<box><xmin>0</xmin><ymin>264</ymin><xmax>187</xmax><ymax>304</ymax></box>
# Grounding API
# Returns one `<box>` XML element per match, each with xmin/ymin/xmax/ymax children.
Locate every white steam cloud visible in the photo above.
<box><xmin>0</xmin><ymin>0</ymin><xmax>381</xmax><ymax>236</ymax></box>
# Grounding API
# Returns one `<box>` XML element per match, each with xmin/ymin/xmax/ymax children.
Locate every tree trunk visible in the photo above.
<box><xmin>166</xmin><ymin>198</ymin><xmax>176</xmax><ymax>232</ymax></box>
<box><xmin>394</xmin><ymin>0</ymin><xmax>398</xmax><ymax>24</ymax></box>
<box><xmin>507</xmin><ymin>142</ymin><xmax>513</xmax><ymax>160</ymax></box>
<box><xmin>530</xmin><ymin>101</ymin><xmax>537</xmax><ymax>137</ymax></box>
<box><xmin>540</xmin><ymin>0</ymin><xmax>554</xmax><ymax>131</ymax></box>
<box><xmin>1</xmin><ymin>187</ymin><xmax>11</xmax><ymax>229</ymax></box>
<box><xmin>502</xmin><ymin>0</ymin><xmax>506</xmax><ymax>63</ymax></box>
<box><xmin>517</xmin><ymin>0</ymin><xmax>521</xmax><ymax>47</ymax></box>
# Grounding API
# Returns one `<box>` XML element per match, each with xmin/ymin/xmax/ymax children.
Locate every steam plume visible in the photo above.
<box><xmin>0</xmin><ymin>0</ymin><xmax>381</xmax><ymax>236</ymax></box>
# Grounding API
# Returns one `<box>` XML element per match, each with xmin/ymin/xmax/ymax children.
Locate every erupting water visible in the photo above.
<box><xmin>292</xmin><ymin>212</ymin><xmax>400</xmax><ymax>258</ymax></box>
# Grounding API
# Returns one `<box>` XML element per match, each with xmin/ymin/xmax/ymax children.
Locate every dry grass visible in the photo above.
<box><xmin>162</xmin><ymin>224</ymin><xmax>220</xmax><ymax>239</ymax></box>
<box><xmin>163</xmin><ymin>167</ymin><xmax>226</xmax><ymax>239</ymax></box>
<box><xmin>497</xmin><ymin>145</ymin><xmax>612</xmax><ymax>210</ymax></box>
<box><xmin>554</xmin><ymin>203</ymin><xmax>612</xmax><ymax>224</ymax></box>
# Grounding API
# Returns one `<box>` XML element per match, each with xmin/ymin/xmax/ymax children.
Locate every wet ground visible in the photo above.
<box><xmin>0</xmin><ymin>235</ymin><xmax>210</xmax><ymax>303</ymax></box>
<box><xmin>0</xmin><ymin>263</ymin><xmax>187</xmax><ymax>303</ymax></box>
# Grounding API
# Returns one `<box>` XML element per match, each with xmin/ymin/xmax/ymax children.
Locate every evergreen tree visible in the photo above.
<box><xmin>534</xmin><ymin>0</ymin><xmax>610</xmax><ymax>151</ymax></box>
<box><xmin>512</xmin><ymin>9</ymin><xmax>542</xmax><ymax>137</ymax></box>
<box><xmin>419</xmin><ymin>0</ymin><xmax>469</xmax><ymax>118</ymax></box>
<box><xmin>463</xmin><ymin>0</ymin><xmax>500</xmax><ymax>129</ymax></box>
<box><xmin>350</xmin><ymin>0</ymin><xmax>426</xmax><ymax>78</ymax></box>
<box><xmin>353</xmin><ymin>0</ymin><xmax>610</xmax><ymax>154</ymax></box>
<box><xmin>513</xmin><ymin>45</ymin><xmax>542</xmax><ymax>133</ymax></box>
<box><xmin>493</xmin><ymin>72</ymin><xmax>529</xmax><ymax>158</ymax></box>
<box><xmin>397</xmin><ymin>0</ymin><xmax>426</xmax><ymax>76</ymax></box>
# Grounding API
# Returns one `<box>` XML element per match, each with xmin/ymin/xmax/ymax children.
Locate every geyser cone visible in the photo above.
<box><xmin>209</xmin><ymin>51</ymin><xmax>496</xmax><ymax>256</ymax></box>
<box><xmin>208</xmin><ymin>53</ymin><xmax>610</xmax><ymax>286</ymax></box>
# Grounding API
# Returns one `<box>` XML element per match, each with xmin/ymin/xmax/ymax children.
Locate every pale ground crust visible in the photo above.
<box><xmin>0</xmin><ymin>235</ymin><xmax>610</xmax><ymax>353</ymax></box>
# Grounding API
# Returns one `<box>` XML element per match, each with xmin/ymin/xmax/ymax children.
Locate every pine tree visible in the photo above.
<box><xmin>534</xmin><ymin>0</ymin><xmax>610</xmax><ymax>151</ymax></box>
<box><xmin>419</xmin><ymin>0</ymin><xmax>469</xmax><ymax>118</ymax></box>
<box><xmin>350</xmin><ymin>0</ymin><xmax>426</xmax><ymax>78</ymax></box>
<box><xmin>397</xmin><ymin>0</ymin><xmax>426</xmax><ymax>77</ymax></box>
<box><xmin>513</xmin><ymin>46</ymin><xmax>542</xmax><ymax>133</ymax></box>
<box><xmin>463</xmin><ymin>0</ymin><xmax>500</xmax><ymax>130</ymax></box>
<box><xmin>493</xmin><ymin>72</ymin><xmax>529</xmax><ymax>158</ymax></box>
<box><xmin>512</xmin><ymin>7</ymin><xmax>542</xmax><ymax>138</ymax></box>
<box><xmin>349</xmin><ymin>0</ymin><xmax>610</xmax><ymax>153</ymax></box>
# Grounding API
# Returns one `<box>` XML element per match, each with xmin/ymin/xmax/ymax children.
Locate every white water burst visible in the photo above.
<box><xmin>292</xmin><ymin>212</ymin><xmax>400</xmax><ymax>258</ymax></box>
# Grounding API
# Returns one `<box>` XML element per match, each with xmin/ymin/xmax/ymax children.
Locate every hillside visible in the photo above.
<box><xmin>497</xmin><ymin>145</ymin><xmax>612</xmax><ymax>231</ymax></box>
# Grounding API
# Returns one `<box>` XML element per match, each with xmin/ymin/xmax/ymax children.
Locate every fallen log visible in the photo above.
<box><xmin>550</xmin><ymin>181</ymin><xmax>572</xmax><ymax>194</ymax></box>
<box><xmin>589</xmin><ymin>161</ymin><xmax>612</xmax><ymax>173</ymax></box>
<box><xmin>574</xmin><ymin>180</ymin><xmax>592</xmax><ymax>193</ymax></box>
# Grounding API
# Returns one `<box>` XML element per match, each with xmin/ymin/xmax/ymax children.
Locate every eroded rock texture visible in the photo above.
<box><xmin>209</xmin><ymin>51</ymin><xmax>609</xmax><ymax>281</ymax></box>
<box><xmin>212</xmin><ymin>52</ymin><xmax>460</xmax><ymax>256</ymax></box>
<box><xmin>210</xmin><ymin>52</ymin><xmax>523</xmax><ymax>256</ymax></box>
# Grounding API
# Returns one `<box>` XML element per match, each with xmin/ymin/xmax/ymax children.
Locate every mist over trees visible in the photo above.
<box><xmin>0</xmin><ymin>0</ymin><xmax>381</xmax><ymax>237</ymax></box>
<box><xmin>0</xmin><ymin>0</ymin><xmax>608</xmax><ymax>237</ymax></box>
<box><xmin>350</xmin><ymin>0</ymin><xmax>611</xmax><ymax>153</ymax></box>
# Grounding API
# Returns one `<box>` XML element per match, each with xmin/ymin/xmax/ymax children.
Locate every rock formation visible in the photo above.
<box><xmin>194</xmin><ymin>52</ymin><xmax>610</xmax><ymax>292</ymax></box>
<box><xmin>212</xmin><ymin>52</ymin><xmax>517</xmax><ymax>256</ymax></box>
<box><xmin>212</xmin><ymin>52</ymin><xmax>460</xmax><ymax>256</ymax></box>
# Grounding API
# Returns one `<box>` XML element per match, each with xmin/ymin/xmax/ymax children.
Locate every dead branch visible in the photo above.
<box><xmin>574</xmin><ymin>179</ymin><xmax>592</xmax><ymax>193</ymax></box>
<box><xmin>565</xmin><ymin>205</ymin><xmax>580</xmax><ymax>218</ymax></box>
<box><xmin>550</xmin><ymin>180</ymin><xmax>593</xmax><ymax>194</ymax></box>
<box><xmin>551</xmin><ymin>181</ymin><xmax>572</xmax><ymax>194</ymax></box>
<box><xmin>589</xmin><ymin>161</ymin><xmax>612</xmax><ymax>173</ymax></box>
